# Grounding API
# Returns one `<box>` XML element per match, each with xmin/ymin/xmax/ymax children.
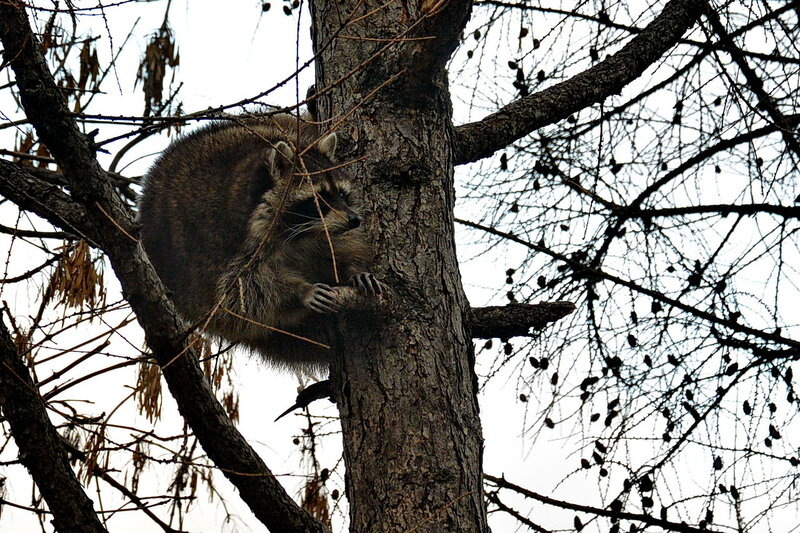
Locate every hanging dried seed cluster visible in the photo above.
<box><xmin>199</xmin><ymin>334</ymin><xmax>240</xmax><ymax>423</ymax></box>
<box><xmin>302</xmin><ymin>475</ymin><xmax>331</xmax><ymax>528</ymax></box>
<box><xmin>135</xmin><ymin>358</ymin><xmax>162</xmax><ymax>422</ymax></box>
<box><xmin>136</xmin><ymin>23</ymin><xmax>180</xmax><ymax>117</ymax></box>
<box><xmin>47</xmin><ymin>240</ymin><xmax>106</xmax><ymax>311</ymax></box>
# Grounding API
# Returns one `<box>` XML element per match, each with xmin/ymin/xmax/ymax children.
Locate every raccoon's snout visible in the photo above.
<box><xmin>348</xmin><ymin>213</ymin><xmax>362</xmax><ymax>229</ymax></box>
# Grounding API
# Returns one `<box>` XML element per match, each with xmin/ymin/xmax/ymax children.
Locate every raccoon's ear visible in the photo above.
<box><xmin>270</xmin><ymin>141</ymin><xmax>295</xmax><ymax>175</ymax></box>
<box><xmin>317</xmin><ymin>133</ymin><xmax>337</xmax><ymax>160</ymax></box>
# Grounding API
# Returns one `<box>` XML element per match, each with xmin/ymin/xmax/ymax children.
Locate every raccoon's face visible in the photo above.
<box><xmin>281</xmin><ymin>183</ymin><xmax>362</xmax><ymax>241</ymax></box>
<box><xmin>267</xmin><ymin>131</ymin><xmax>362</xmax><ymax>240</ymax></box>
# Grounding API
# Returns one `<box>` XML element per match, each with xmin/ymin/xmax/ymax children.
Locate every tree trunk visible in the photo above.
<box><xmin>311</xmin><ymin>2</ymin><xmax>487</xmax><ymax>531</ymax></box>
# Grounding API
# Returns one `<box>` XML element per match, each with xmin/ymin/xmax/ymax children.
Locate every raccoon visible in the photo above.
<box><xmin>138</xmin><ymin>113</ymin><xmax>381</xmax><ymax>369</ymax></box>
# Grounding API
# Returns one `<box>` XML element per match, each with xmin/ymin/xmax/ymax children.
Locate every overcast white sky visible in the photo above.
<box><xmin>2</xmin><ymin>1</ymin><xmax>792</xmax><ymax>532</ymax></box>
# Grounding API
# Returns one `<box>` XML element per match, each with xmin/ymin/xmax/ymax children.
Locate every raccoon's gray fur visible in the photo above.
<box><xmin>138</xmin><ymin>113</ymin><xmax>379</xmax><ymax>369</ymax></box>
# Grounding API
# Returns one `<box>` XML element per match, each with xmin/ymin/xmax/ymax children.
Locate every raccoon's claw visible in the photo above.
<box><xmin>350</xmin><ymin>272</ymin><xmax>384</xmax><ymax>296</ymax></box>
<box><xmin>305</xmin><ymin>283</ymin><xmax>342</xmax><ymax>314</ymax></box>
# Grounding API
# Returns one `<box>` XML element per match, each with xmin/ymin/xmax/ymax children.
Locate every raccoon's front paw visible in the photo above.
<box><xmin>349</xmin><ymin>272</ymin><xmax>384</xmax><ymax>296</ymax></box>
<box><xmin>304</xmin><ymin>283</ymin><xmax>342</xmax><ymax>314</ymax></box>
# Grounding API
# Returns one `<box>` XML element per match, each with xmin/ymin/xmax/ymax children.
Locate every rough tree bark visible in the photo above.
<box><xmin>310</xmin><ymin>0</ymin><xmax>487</xmax><ymax>531</ymax></box>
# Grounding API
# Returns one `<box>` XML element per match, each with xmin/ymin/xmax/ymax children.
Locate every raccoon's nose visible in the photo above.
<box><xmin>348</xmin><ymin>213</ymin><xmax>362</xmax><ymax>229</ymax></box>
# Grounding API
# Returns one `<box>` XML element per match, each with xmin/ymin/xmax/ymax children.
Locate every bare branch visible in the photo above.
<box><xmin>0</xmin><ymin>221</ymin><xmax>75</xmax><ymax>240</ymax></box>
<box><xmin>486</xmin><ymin>491</ymin><xmax>551</xmax><ymax>533</ymax></box>
<box><xmin>453</xmin><ymin>0</ymin><xmax>704</xmax><ymax>165</ymax></box>
<box><xmin>95</xmin><ymin>468</ymin><xmax>185</xmax><ymax>533</ymax></box>
<box><xmin>455</xmin><ymin>218</ymin><xmax>800</xmax><ymax>351</ymax></box>
<box><xmin>0</xmin><ymin>253</ymin><xmax>64</xmax><ymax>284</ymax></box>
<box><xmin>614</xmin><ymin>203</ymin><xmax>800</xmax><ymax>219</ymax></box>
<box><xmin>485</xmin><ymin>474</ymin><xmax>722</xmax><ymax>533</ymax></box>
<box><xmin>0</xmin><ymin>316</ymin><xmax>107</xmax><ymax>533</ymax></box>
<box><xmin>588</xmin><ymin>114</ymin><xmax>800</xmax><ymax>268</ymax></box>
<box><xmin>469</xmin><ymin>302</ymin><xmax>575</xmax><ymax>339</ymax></box>
<box><xmin>702</xmin><ymin>3</ymin><xmax>800</xmax><ymax>158</ymax></box>
<box><xmin>474</xmin><ymin>1</ymin><xmax>800</xmax><ymax>65</ymax></box>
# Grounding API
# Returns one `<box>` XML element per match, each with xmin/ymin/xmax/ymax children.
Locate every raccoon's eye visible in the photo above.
<box><xmin>284</xmin><ymin>198</ymin><xmax>329</xmax><ymax>227</ymax></box>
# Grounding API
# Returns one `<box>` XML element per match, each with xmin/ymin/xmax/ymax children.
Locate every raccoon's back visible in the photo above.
<box><xmin>139</xmin><ymin>122</ymin><xmax>280</xmax><ymax>319</ymax></box>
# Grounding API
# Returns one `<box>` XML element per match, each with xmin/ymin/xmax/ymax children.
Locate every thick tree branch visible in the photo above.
<box><xmin>0</xmin><ymin>317</ymin><xmax>107</xmax><ymax>533</ymax></box>
<box><xmin>453</xmin><ymin>0</ymin><xmax>704</xmax><ymax>165</ymax></box>
<box><xmin>485</xmin><ymin>474</ymin><xmax>721</xmax><ymax>533</ymax></box>
<box><xmin>469</xmin><ymin>302</ymin><xmax>575</xmax><ymax>339</ymax></box>
<box><xmin>0</xmin><ymin>5</ymin><xmax>324</xmax><ymax>532</ymax></box>
<box><xmin>411</xmin><ymin>0</ymin><xmax>472</xmax><ymax>76</ymax></box>
<box><xmin>0</xmin><ymin>150</ymin><xmax>138</xmax><ymax>200</ymax></box>
<box><xmin>0</xmin><ymin>160</ymin><xmax>98</xmax><ymax>243</ymax></box>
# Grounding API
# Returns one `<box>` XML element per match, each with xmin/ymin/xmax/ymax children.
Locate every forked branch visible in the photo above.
<box><xmin>486</xmin><ymin>474</ymin><xmax>721</xmax><ymax>533</ymax></box>
<box><xmin>453</xmin><ymin>0</ymin><xmax>704</xmax><ymax>165</ymax></box>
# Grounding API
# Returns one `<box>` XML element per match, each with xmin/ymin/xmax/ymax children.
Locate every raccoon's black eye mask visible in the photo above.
<box><xmin>284</xmin><ymin>190</ymin><xmax>342</xmax><ymax>226</ymax></box>
<box><xmin>284</xmin><ymin>198</ymin><xmax>326</xmax><ymax>227</ymax></box>
<box><xmin>282</xmin><ymin>186</ymin><xmax>356</xmax><ymax>228</ymax></box>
